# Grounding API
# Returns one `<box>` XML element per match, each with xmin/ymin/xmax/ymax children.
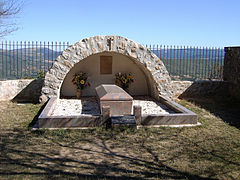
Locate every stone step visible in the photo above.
<box><xmin>111</xmin><ymin>115</ymin><xmax>136</xmax><ymax>125</ymax></box>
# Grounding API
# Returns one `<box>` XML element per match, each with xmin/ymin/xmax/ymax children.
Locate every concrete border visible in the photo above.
<box><xmin>140</xmin><ymin>96</ymin><xmax>198</xmax><ymax>126</ymax></box>
<box><xmin>37</xmin><ymin>96</ymin><xmax>198</xmax><ymax>129</ymax></box>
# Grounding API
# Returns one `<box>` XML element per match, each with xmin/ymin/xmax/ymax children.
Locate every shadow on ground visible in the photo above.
<box><xmin>1</xmin><ymin>98</ymin><xmax>240</xmax><ymax>179</ymax></box>
<box><xmin>1</xmin><ymin>125</ymin><xmax>239</xmax><ymax>179</ymax></box>
<box><xmin>178</xmin><ymin>81</ymin><xmax>240</xmax><ymax>129</ymax></box>
<box><xmin>28</xmin><ymin>100</ymin><xmax>48</xmax><ymax>129</ymax></box>
<box><xmin>180</xmin><ymin>96</ymin><xmax>240</xmax><ymax>130</ymax></box>
<box><xmin>0</xmin><ymin>128</ymin><xmax>224</xmax><ymax>179</ymax></box>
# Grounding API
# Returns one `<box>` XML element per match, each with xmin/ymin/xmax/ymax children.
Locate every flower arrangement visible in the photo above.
<box><xmin>72</xmin><ymin>72</ymin><xmax>90</xmax><ymax>90</ymax></box>
<box><xmin>115</xmin><ymin>72</ymin><xmax>134</xmax><ymax>90</ymax></box>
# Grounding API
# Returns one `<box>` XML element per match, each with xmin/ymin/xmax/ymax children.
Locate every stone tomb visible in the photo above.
<box><xmin>95</xmin><ymin>84</ymin><xmax>133</xmax><ymax>116</ymax></box>
<box><xmin>36</xmin><ymin>35</ymin><xmax>199</xmax><ymax>129</ymax></box>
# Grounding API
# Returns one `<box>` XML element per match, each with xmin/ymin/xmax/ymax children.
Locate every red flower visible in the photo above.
<box><xmin>88</xmin><ymin>82</ymin><xmax>91</xmax><ymax>86</ymax></box>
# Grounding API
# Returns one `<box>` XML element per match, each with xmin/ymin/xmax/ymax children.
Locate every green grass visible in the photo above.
<box><xmin>0</xmin><ymin>99</ymin><xmax>240</xmax><ymax>179</ymax></box>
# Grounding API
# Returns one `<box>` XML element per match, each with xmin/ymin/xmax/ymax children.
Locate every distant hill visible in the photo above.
<box><xmin>0</xmin><ymin>47</ymin><xmax>62</xmax><ymax>59</ymax></box>
<box><xmin>0</xmin><ymin>47</ymin><xmax>224</xmax><ymax>80</ymax></box>
<box><xmin>151</xmin><ymin>48</ymin><xmax>224</xmax><ymax>62</ymax></box>
<box><xmin>0</xmin><ymin>47</ymin><xmax>63</xmax><ymax>80</ymax></box>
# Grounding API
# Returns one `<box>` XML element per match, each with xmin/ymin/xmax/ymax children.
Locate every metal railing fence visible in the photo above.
<box><xmin>0</xmin><ymin>41</ymin><xmax>224</xmax><ymax>81</ymax></box>
<box><xmin>147</xmin><ymin>45</ymin><xmax>224</xmax><ymax>81</ymax></box>
<box><xmin>0</xmin><ymin>41</ymin><xmax>70</xmax><ymax>80</ymax></box>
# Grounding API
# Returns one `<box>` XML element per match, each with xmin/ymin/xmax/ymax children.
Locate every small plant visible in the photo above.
<box><xmin>37</xmin><ymin>70</ymin><xmax>46</xmax><ymax>79</ymax></box>
<box><xmin>115</xmin><ymin>72</ymin><xmax>134</xmax><ymax>90</ymax></box>
<box><xmin>72</xmin><ymin>72</ymin><xmax>90</xmax><ymax>90</ymax></box>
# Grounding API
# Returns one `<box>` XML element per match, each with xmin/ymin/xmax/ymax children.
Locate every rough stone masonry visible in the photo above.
<box><xmin>40</xmin><ymin>35</ymin><xmax>173</xmax><ymax>102</ymax></box>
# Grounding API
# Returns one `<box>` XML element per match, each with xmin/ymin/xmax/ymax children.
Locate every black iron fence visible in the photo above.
<box><xmin>147</xmin><ymin>45</ymin><xmax>224</xmax><ymax>81</ymax></box>
<box><xmin>0</xmin><ymin>41</ymin><xmax>70</xmax><ymax>80</ymax></box>
<box><xmin>0</xmin><ymin>41</ymin><xmax>224</xmax><ymax>81</ymax></box>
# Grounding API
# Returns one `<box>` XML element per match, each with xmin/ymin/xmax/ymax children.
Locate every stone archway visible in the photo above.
<box><xmin>40</xmin><ymin>35</ymin><xmax>172</xmax><ymax>102</ymax></box>
<box><xmin>60</xmin><ymin>52</ymin><xmax>150</xmax><ymax>97</ymax></box>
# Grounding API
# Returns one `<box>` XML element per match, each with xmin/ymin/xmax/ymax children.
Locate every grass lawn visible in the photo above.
<box><xmin>0</xmin><ymin>98</ymin><xmax>240</xmax><ymax>180</ymax></box>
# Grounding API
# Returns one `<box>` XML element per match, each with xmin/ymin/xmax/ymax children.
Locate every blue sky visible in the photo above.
<box><xmin>5</xmin><ymin>0</ymin><xmax>240</xmax><ymax>47</ymax></box>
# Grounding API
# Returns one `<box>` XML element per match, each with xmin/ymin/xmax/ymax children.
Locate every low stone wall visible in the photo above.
<box><xmin>171</xmin><ymin>81</ymin><xmax>193</xmax><ymax>98</ymax></box>
<box><xmin>0</xmin><ymin>79</ymin><xmax>44</xmax><ymax>103</ymax></box>
<box><xmin>0</xmin><ymin>79</ymin><xmax>32</xmax><ymax>100</ymax></box>
<box><xmin>173</xmin><ymin>80</ymin><xmax>230</xmax><ymax>99</ymax></box>
<box><xmin>0</xmin><ymin>79</ymin><xmax>230</xmax><ymax>103</ymax></box>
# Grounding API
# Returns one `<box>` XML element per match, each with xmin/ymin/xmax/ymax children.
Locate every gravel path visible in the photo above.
<box><xmin>52</xmin><ymin>96</ymin><xmax>175</xmax><ymax>116</ymax></box>
<box><xmin>52</xmin><ymin>98</ymin><xmax>100</xmax><ymax>116</ymax></box>
<box><xmin>133</xmin><ymin>96</ymin><xmax>174</xmax><ymax>115</ymax></box>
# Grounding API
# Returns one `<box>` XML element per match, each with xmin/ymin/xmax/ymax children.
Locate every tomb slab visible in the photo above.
<box><xmin>95</xmin><ymin>84</ymin><xmax>133</xmax><ymax>116</ymax></box>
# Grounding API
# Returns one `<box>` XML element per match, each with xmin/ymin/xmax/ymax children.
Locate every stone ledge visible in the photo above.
<box><xmin>0</xmin><ymin>79</ymin><xmax>44</xmax><ymax>103</ymax></box>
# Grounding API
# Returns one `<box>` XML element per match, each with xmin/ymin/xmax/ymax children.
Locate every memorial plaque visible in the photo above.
<box><xmin>100</xmin><ymin>56</ymin><xmax>112</xmax><ymax>74</ymax></box>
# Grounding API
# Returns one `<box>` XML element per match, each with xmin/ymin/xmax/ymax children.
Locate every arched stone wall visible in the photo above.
<box><xmin>40</xmin><ymin>35</ymin><xmax>172</xmax><ymax>102</ymax></box>
<box><xmin>60</xmin><ymin>52</ymin><xmax>149</xmax><ymax>97</ymax></box>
